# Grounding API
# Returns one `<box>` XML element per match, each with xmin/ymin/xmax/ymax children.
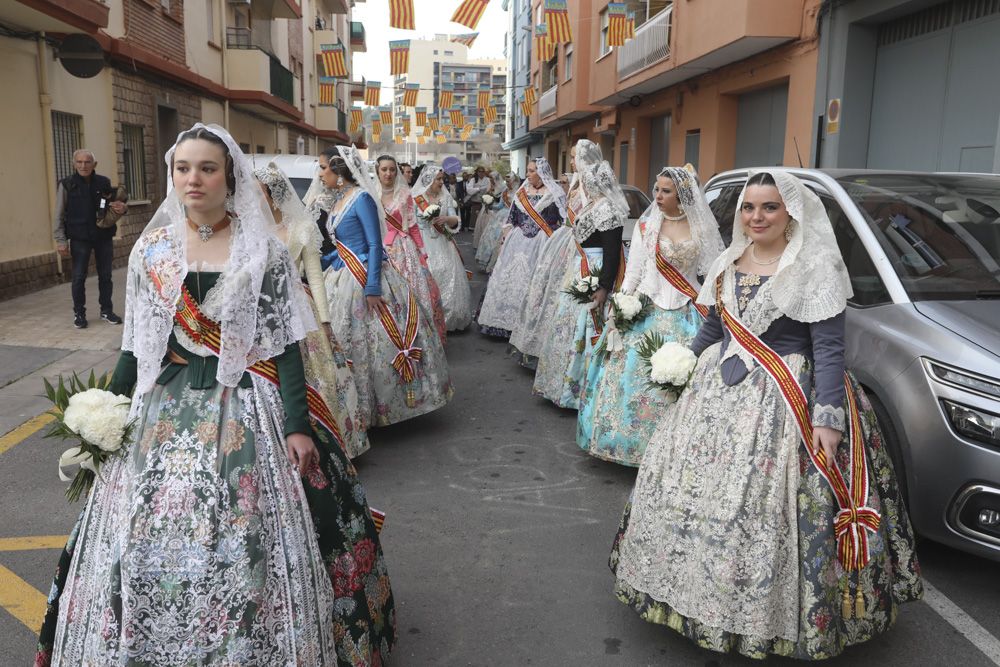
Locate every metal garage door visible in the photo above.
<box><xmin>734</xmin><ymin>84</ymin><xmax>789</xmax><ymax>168</ymax></box>
<box><xmin>867</xmin><ymin>2</ymin><xmax>1000</xmax><ymax>172</ymax></box>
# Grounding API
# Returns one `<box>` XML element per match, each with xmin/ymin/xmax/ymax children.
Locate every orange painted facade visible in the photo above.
<box><xmin>528</xmin><ymin>0</ymin><xmax>823</xmax><ymax>188</ymax></box>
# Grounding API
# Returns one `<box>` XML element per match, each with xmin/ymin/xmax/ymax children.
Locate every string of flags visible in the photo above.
<box><xmin>451</xmin><ymin>0</ymin><xmax>491</xmax><ymax>30</ymax></box>
<box><xmin>450</xmin><ymin>33</ymin><xmax>479</xmax><ymax>48</ymax></box>
<box><xmin>403</xmin><ymin>82</ymin><xmax>420</xmax><ymax>106</ymax></box>
<box><xmin>365</xmin><ymin>81</ymin><xmax>381</xmax><ymax>106</ymax></box>
<box><xmin>534</xmin><ymin>23</ymin><xmax>555</xmax><ymax>61</ymax></box>
<box><xmin>544</xmin><ymin>0</ymin><xmax>572</xmax><ymax>44</ymax></box>
<box><xmin>389</xmin><ymin>40</ymin><xmax>410</xmax><ymax>75</ymax></box>
<box><xmin>319</xmin><ymin>43</ymin><xmax>348</xmax><ymax>78</ymax></box>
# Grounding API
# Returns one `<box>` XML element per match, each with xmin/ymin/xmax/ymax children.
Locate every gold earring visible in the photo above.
<box><xmin>784</xmin><ymin>220</ymin><xmax>795</xmax><ymax>242</ymax></box>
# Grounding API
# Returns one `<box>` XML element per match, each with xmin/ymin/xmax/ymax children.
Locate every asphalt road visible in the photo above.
<box><xmin>2</xmin><ymin>234</ymin><xmax>999</xmax><ymax>666</ymax></box>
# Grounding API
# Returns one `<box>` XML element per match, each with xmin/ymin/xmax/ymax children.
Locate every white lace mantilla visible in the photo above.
<box><xmin>572</xmin><ymin>198</ymin><xmax>623</xmax><ymax>244</ymax></box>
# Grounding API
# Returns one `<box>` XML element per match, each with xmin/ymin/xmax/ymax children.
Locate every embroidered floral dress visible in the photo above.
<box><xmin>577</xmin><ymin>227</ymin><xmax>704</xmax><ymax>466</ymax></box>
<box><xmin>609</xmin><ymin>266</ymin><xmax>921</xmax><ymax>659</ymax></box>
<box><xmin>532</xmin><ymin>198</ymin><xmax>624</xmax><ymax>408</ymax></box>
<box><xmin>477</xmin><ymin>191</ymin><xmax>563</xmax><ymax>338</ymax></box>
<box><xmin>322</xmin><ymin>189</ymin><xmax>452</xmax><ymax>427</ymax></box>
<box><xmin>415</xmin><ymin>195</ymin><xmax>474</xmax><ymax>331</ymax></box>
<box><xmin>383</xmin><ymin>194</ymin><xmax>448</xmax><ymax>343</ymax></box>
<box><xmin>35</xmin><ymin>258</ymin><xmax>395</xmax><ymax>666</ymax></box>
<box><xmin>474</xmin><ymin>190</ymin><xmax>512</xmax><ymax>272</ymax></box>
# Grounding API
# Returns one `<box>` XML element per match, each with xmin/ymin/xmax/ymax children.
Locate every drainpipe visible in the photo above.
<box><xmin>38</xmin><ymin>33</ymin><xmax>62</xmax><ymax>275</ymax></box>
<box><xmin>220</xmin><ymin>0</ymin><xmax>230</xmax><ymax>127</ymax></box>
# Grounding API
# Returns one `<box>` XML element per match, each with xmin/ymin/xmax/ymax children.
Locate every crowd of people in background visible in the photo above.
<box><xmin>38</xmin><ymin>125</ymin><xmax>923</xmax><ymax>665</ymax></box>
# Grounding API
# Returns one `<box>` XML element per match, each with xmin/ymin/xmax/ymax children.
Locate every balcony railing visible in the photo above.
<box><xmin>539</xmin><ymin>85</ymin><xmax>557</xmax><ymax>118</ymax></box>
<box><xmin>617</xmin><ymin>7</ymin><xmax>672</xmax><ymax>80</ymax></box>
<box><xmin>226</xmin><ymin>28</ymin><xmax>295</xmax><ymax>106</ymax></box>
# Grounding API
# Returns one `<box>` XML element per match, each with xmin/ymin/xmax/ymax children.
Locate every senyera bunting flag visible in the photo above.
<box><xmin>318</xmin><ymin>77</ymin><xmax>336</xmax><ymax>105</ymax></box>
<box><xmin>439</xmin><ymin>83</ymin><xmax>455</xmax><ymax>110</ymax></box>
<box><xmin>435</xmin><ymin>131</ymin><xmax>448</xmax><ymax>144</ymax></box>
<box><xmin>319</xmin><ymin>43</ymin><xmax>348</xmax><ymax>78</ymax></box>
<box><xmin>415</xmin><ymin>106</ymin><xmax>428</xmax><ymax>126</ymax></box>
<box><xmin>350</xmin><ymin>108</ymin><xmax>363</xmax><ymax>131</ymax></box>
<box><xmin>483</xmin><ymin>105</ymin><xmax>498</xmax><ymax>124</ymax></box>
<box><xmin>365</xmin><ymin>81</ymin><xmax>381</xmax><ymax>106</ymax></box>
<box><xmin>389</xmin><ymin>0</ymin><xmax>415</xmax><ymax>30</ymax></box>
<box><xmin>402</xmin><ymin>115</ymin><xmax>412</xmax><ymax>135</ymax></box>
<box><xmin>403</xmin><ymin>82</ymin><xmax>420</xmax><ymax>107</ymax></box>
<box><xmin>524</xmin><ymin>85</ymin><xmax>537</xmax><ymax>105</ymax></box>
<box><xmin>534</xmin><ymin>23</ymin><xmax>555</xmax><ymax>61</ymax></box>
<box><xmin>379</xmin><ymin>106</ymin><xmax>393</xmax><ymax>125</ymax></box>
<box><xmin>477</xmin><ymin>84</ymin><xmax>491</xmax><ymax>109</ymax></box>
<box><xmin>520</xmin><ymin>96</ymin><xmax>533</xmax><ymax>117</ymax></box>
<box><xmin>451</xmin><ymin>0</ymin><xmax>490</xmax><ymax>30</ymax></box>
<box><xmin>389</xmin><ymin>40</ymin><xmax>411</xmax><ymax>76</ymax></box>
<box><xmin>450</xmin><ymin>33</ymin><xmax>479</xmax><ymax>48</ymax></box>
<box><xmin>606</xmin><ymin>3</ymin><xmax>629</xmax><ymax>47</ymax></box>
<box><xmin>449</xmin><ymin>107</ymin><xmax>465</xmax><ymax>127</ymax></box>
<box><xmin>544</xmin><ymin>0</ymin><xmax>572</xmax><ymax>44</ymax></box>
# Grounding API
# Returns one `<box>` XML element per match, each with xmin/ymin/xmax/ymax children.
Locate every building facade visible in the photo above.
<box><xmin>815</xmin><ymin>0</ymin><xmax>1000</xmax><ymax>172</ymax></box>
<box><xmin>503</xmin><ymin>0</ymin><xmax>544</xmax><ymax>176</ymax></box>
<box><xmin>0</xmin><ymin>0</ymin><xmax>363</xmax><ymax>300</ymax></box>
<box><xmin>526</xmin><ymin>0</ymin><xmax>823</xmax><ymax>192</ymax></box>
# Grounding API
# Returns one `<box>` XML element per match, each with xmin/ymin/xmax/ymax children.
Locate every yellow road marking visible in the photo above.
<box><xmin>0</xmin><ymin>564</ymin><xmax>47</xmax><ymax>633</ymax></box>
<box><xmin>0</xmin><ymin>536</ymin><xmax>68</xmax><ymax>552</ymax></box>
<box><xmin>0</xmin><ymin>413</ymin><xmax>54</xmax><ymax>456</ymax></box>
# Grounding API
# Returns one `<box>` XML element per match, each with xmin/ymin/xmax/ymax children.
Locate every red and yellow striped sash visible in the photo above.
<box><xmin>567</xmin><ymin>206</ymin><xmax>577</xmax><ymax>226</ymax></box>
<box><xmin>714</xmin><ymin>275</ymin><xmax>879</xmax><ymax>570</ymax></box>
<box><xmin>655</xmin><ymin>250</ymin><xmax>710</xmax><ymax>319</ymax></box>
<box><xmin>517</xmin><ymin>189</ymin><xmax>555</xmax><ymax>237</ymax></box>
<box><xmin>335</xmin><ymin>241</ymin><xmax>423</xmax><ymax>382</ymax></box>
<box><xmin>385</xmin><ymin>208</ymin><xmax>405</xmax><ymax>233</ymax></box>
<box><xmin>173</xmin><ymin>285</ymin><xmax>346</xmax><ymax>451</ymax></box>
<box><xmin>576</xmin><ymin>245</ymin><xmax>626</xmax><ymax>345</ymax></box>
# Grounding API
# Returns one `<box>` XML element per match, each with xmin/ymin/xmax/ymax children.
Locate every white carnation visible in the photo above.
<box><xmin>62</xmin><ymin>388</ymin><xmax>130</xmax><ymax>452</ymax></box>
<box><xmin>613</xmin><ymin>293</ymin><xmax>642</xmax><ymax>320</ymax></box>
<box><xmin>585</xmin><ymin>276</ymin><xmax>600</xmax><ymax>289</ymax></box>
<box><xmin>649</xmin><ymin>342</ymin><xmax>697</xmax><ymax>387</ymax></box>
<box><xmin>423</xmin><ymin>204</ymin><xmax>441</xmax><ymax>219</ymax></box>
<box><xmin>482</xmin><ymin>194</ymin><xmax>495</xmax><ymax>206</ymax></box>
<box><xmin>574</xmin><ymin>278</ymin><xmax>590</xmax><ymax>292</ymax></box>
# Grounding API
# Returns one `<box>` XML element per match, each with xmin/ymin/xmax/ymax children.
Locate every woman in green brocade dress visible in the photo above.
<box><xmin>34</xmin><ymin>125</ymin><xmax>394</xmax><ymax>667</ymax></box>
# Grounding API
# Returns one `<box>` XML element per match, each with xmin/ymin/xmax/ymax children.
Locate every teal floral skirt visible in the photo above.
<box><xmin>35</xmin><ymin>366</ymin><xmax>395</xmax><ymax>666</ymax></box>
<box><xmin>610</xmin><ymin>349</ymin><xmax>922</xmax><ymax>660</ymax></box>
<box><xmin>577</xmin><ymin>304</ymin><xmax>702</xmax><ymax>466</ymax></box>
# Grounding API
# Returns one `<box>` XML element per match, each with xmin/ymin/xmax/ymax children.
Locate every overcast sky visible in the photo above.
<box><xmin>351</xmin><ymin>0</ymin><xmax>508</xmax><ymax>95</ymax></box>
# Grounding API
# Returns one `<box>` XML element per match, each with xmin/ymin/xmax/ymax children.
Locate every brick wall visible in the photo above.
<box><xmin>125</xmin><ymin>0</ymin><xmax>186</xmax><ymax>65</ymax></box>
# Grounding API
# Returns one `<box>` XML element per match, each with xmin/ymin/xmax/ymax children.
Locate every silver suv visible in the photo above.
<box><xmin>704</xmin><ymin>168</ymin><xmax>1000</xmax><ymax>562</ymax></box>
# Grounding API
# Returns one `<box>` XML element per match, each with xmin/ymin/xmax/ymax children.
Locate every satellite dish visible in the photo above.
<box><xmin>58</xmin><ymin>34</ymin><xmax>105</xmax><ymax>79</ymax></box>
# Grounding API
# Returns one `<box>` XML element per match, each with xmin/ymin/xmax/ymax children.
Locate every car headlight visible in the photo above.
<box><xmin>925</xmin><ymin>360</ymin><xmax>1000</xmax><ymax>400</ymax></box>
<box><xmin>943</xmin><ymin>400</ymin><xmax>1000</xmax><ymax>449</ymax></box>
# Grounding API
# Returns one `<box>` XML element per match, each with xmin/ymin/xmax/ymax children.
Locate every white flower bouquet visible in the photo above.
<box><xmin>563</xmin><ymin>269</ymin><xmax>603</xmax><ymax>304</ymax></box>
<box><xmin>481</xmin><ymin>194</ymin><xmax>495</xmax><ymax>206</ymax></box>
<box><xmin>636</xmin><ymin>333</ymin><xmax>698</xmax><ymax>401</ymax></box>
<box><xmin>43</xmin><ymin>371</ymin><xmax>134</xmax><ymax>502</ymax></box>
<box><xmin>596</xmin><ymin>292</ymin><xmax>655</xmax><ymax>354</ymax></box>
<box><xmin>418</xmin><ymin>203</ymin><xmax>441</xmax><ymax>220</ymax></box>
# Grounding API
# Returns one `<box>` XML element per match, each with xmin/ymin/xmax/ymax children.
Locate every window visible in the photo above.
<box><xmin>434</xmin><ymin>49</ymin><xmax>439</xmax><ymax>55</ymax></box>
<box><xmin>599</xmin><ymin>9</ymin><xmax>611</xmax><ymax>56</ymax></box>
<box><xmin>817</xmin><ymin>191</ymin><xmax>891</xmax><ymax>306</ymax></box>
<box><xmin>706</xmin><ymin>182</ymin><xmax>743</xmax><ymax>246</ymax></box>
<box><xmin>239</xmin><ymin>142</ymin><xmax>251</xmax><ymax>153</ymax></box>
<box><xmin>445</xmin><ymin>50</ymin><xmax>454</xmax><ymax>56</ymax></box>
<box><xmin>122</xmin><ymin>124</ymin><xmax>147</xmax><ymax>200</ymax></box>
<box><xmin>51</xmin><ymin>111</ymin><xmax>83</xmax><ymax>183</ymax></box>
<box><xmin>564</xmin><ymin>44</ymin><xmax>574</xmax><ymax>81</ymax></box>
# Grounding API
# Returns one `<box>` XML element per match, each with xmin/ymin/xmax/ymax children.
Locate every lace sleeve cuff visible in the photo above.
<box><xmin>813</xmin><ymin>403</ymin><xmax>846</xmax><ymax>431</ymax></box>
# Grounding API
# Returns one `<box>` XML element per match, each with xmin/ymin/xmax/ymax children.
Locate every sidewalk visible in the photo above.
<box><xmin>0</xmin><ymin>269</ymin><xmax>126</xmax><ymax>435</ymax></box>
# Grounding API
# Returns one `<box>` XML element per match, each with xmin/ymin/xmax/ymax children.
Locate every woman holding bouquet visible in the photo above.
<box><xmin>477</xmin><ymin>158</ymin><xmax>567</xmax><ymax>338</ymax></box>
<box><xmin>376</xmin><ymin>155</ymin><xmax>448</xmax><ymax>343</ymax></box>
<box><xmin>411</xmin><ymin>165</ymin><xmax>474</xmax><ymax>331</ymax></box>
<box><xmin>532</xmin><ymin>159</ymin><xmax>626</xmax><ymax>408</ymax></box>
<box><xmin>471</xmin><ymin>170</ymin><xmax>499</xmax><ymax>249</ymax></box>
<box><xmin>577</xmin><ymin>167</ymin><xmax>724</xmax><ymax>465</ymax></box>
<box><xmin>475</xmin><ymin>173</ymin><xmax>517</xmax><ymax>272</ymax></box>
<box><xmin>315</xmin><ymin>146</ymin><xmax>452</xmax><ymax>427</ymax></box>
<box><xmin>610</xmin><ymin>170</ymin><xmax>921</xmax><ymax>659</ymax></box>
<box><xmin>509</xmin><ymin>140</ymin><xmax>601</xmax><ymax>368</ymax></box>
<box><xmin>36</xmin><ymin>125</ymin><xmax>395</xmax><ymax>666</ymax></box>
<box><xmin>254</xmin><ymin>161</ymin><xmax>370</xmax><ymax>459</ymax></box>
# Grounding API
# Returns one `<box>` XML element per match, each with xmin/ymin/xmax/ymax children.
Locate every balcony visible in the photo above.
<box><xmin>316</xmin><ymin>106</ymin><xmax>348</xmax><ymax>133</ymax></box>
<box><xmin>350</xmin><ymin>21</ymin><xmax>366</xmax><ymax>52</ymax></box>
<box><xmin>316</xmin><ymin>0</ymin><xmax>349</xmax><ymax>14</ymax></box>
<box><xmin>245</xmin><ymin>0</ymin><xmax>302</xmax><ymax>20</ymax></box>
<box><xmin>539</xmin><ymin>85</ymin><xmax>557</xmax><ymax>119</ymax></box>
<box><xmin>226</xmin><ymin>28</ymin><xmax>297</xmax><ymax>113</ymax></box>
<box><xmin>617</xmin><ymin>7</ymin><xmax>671</xmax><ymax>80</ymax></box>
<box><xmin>9</xmin><ymin>0</ymin><xmax>109</xmax><ymax>33</ymax></box>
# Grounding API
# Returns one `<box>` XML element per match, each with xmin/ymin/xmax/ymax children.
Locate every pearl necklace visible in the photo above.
<box><xmin>750</xmin><ymin>243</ymin><xmax>783</xmax><ymax>266</ymax></box>
<box><xmin>662</xmin><ymin>211</ymin><xmax>687</xmax><ymax>222</ymax></box>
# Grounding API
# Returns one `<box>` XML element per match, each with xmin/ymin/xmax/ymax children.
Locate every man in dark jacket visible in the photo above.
<box><xmin>52</xmin><ymin>149</ymin><xmax>127</xmax><ymax>328</ymax></box>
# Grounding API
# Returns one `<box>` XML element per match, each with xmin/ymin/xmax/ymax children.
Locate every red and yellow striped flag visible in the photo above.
<box><xmin>403</xmin><ymin>83</ymin><xmax>420</xmax><ymax>107</ymax></box>
<box><xmin>365</xmin><ymin>81</ymin><xmax>381</xmax><ymax>106</ymax></box>
<box><xmin>320</xmin><ymin>44</ymin><xmax>348</xmax><ymax>78</ymax></box>
<box><xmin>460</xmin><ymin>124</ymin><xmax>473</xmax><ymax>141</ymax></box>
<box><xmin>477</xmin><ymin>85</ymin><xmax>490</xmax><ymax>109</ymax></box>
<box><xmin>625</xmin><ymin>12</ymin><xmax>636</xmax><ymax>40</ymax></box>
<box><xmin>415</xmin><ymin>107</ymin><xmax>428</xmax><ymax>126</ymax></box>
<box><xmin>606</xmin><ymin>3</ymin><xmax>628</xmax><ymax>47</ymax></box>
<box><xmin>544</xmin><ymin>0</ymin><xmax>572</xmax><ymax>44</ymax></box>
<box><xmin>402</xmin><ymin>116</ymin><xmax>412</xmax><ymax>135</ymax></box>
<box><xmin>318</xmin><ymin>77</ymin><xmax>336</xmax><ymax>105</ymax></box>
<box><xmin>423</xmin><ymin>124</ymin><xmax>432</xmax><ymax>137</ymax></box>
<box><xmin>394</xmin><ymin>135</ymin><xmax>405</xmax><ymax>144</ymax></box>
<box><xmin>534</xmin><ymin>23</ymin><xmax>555</xmax><ymax>61</ymax></box>
<box><xmin>417</xmin><ymin>135</ymin><xmax>426</xmax><ymax>145</ymax></box>
<box><xmin>389</xmin><ymin>40</ymin><xmax>410</xmax><ymax>76</ymax></box>
<box><xmin>435</xmin><ymin>131</ymin><xmax>447</xmax><ymax>144</ymax></box>
<box><xmin>450</xmin><ymin>33</ymin><xmax>479</xmax><ymax>48</ymax></box>
<box><xmin>521</xmin><ymin>97</ymin><xmax>533</xmax><ymax>117</ymax></box>
<box><xmin>483</xmin><ymin>105</ymin><xmax>498</xmax><ymax>124</ymax></box>
<box><xmin>372</xmin><ymin>131</ymin><xmax>381</xmax><ymax>144</ymax></box>
<box><xmin>389</xmin><ymin>0</ymin><xmax>415</xmax><ymax>30</ymax></box>
<box><xmin>524</xmin><ymin>86</ymin><xmax>537</xmax><ymax>105</ymax></box>
<box><xmin>350</xmin><ymin>108</ymin><xmax>363</xmax><ymax>131</ymax></box>
<box><xmin>450</xmin><ymin>0</ymin><xmax>490</xmax><ymax>30</ymax></box>
<box><xmin>439</xmin><ymin>84</ymin><xmax>454</xmax><ymax>110</ymax></box>
<box><xmin>379</xmin><ymin>106</ymin><xmax>392</xmax><ymax>125</ymax></box>
<box><xmin>429</xmin><ymin>117</ymin><xmax>440</xmax><ymax>131</ymax></box>
<box><xmin>449</xmin><ymin>108</ymin><xmax>465</xmax><ymax>126</ymax></box>
<box><xmin>372</xmin><ymin>119</ymin><xmax>382</xmax><ymax>134</ymax></box>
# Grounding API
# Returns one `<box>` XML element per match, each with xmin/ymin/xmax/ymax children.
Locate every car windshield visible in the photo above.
<box><xmin>836</xmin><ymin>173</ymin><xmax>1000</xmax><ymax>301</ymax></box>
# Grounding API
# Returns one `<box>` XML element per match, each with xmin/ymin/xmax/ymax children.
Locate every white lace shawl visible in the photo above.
<box><xmin>375</xmin><ymin>156</ymin><xmax>417</xmax><ymax>232</ymax></box>
<box><xmin>121</xmin><ymin>123</ymin><xmax>313</xmax><ymax>394</ymax></box>
<box><xmin>569</xmin><ymin>139</ymin><xmax>604</xmax><ymax>210</ymax></box>
<box><xmin>513</xmin><ymin>157</ymin><xmax>568</xmax><ymax>222</ymax></box>
<box><xmin>696</xmin><ymin>170</ymin><xmax>853</xmax><ymax>323</ymax></box>
<box><xmin>573</xmin><ymin>160</ymin><xmax>627</xmax><ymax>243</ymax></box>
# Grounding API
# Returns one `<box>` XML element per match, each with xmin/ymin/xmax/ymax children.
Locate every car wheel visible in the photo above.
<box><xmin>866</xmin><ymin>390</ymin><xmax>910</xmax><ymax>511</ymax></box>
